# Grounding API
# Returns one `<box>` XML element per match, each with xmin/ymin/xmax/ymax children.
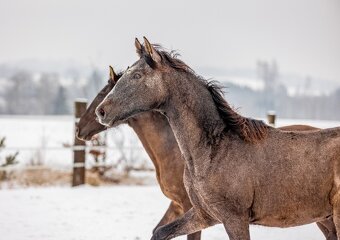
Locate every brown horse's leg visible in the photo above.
<box><xmin>333</xmin><ymin>199</ymin><xmax>340</xmax><ymax>240</ymax></box>
<box><xmin>317</xmin><ymin>221</ymin><xmax>330</xmax><ymax>238</ymax></box>
<box><xmin>152</xmin><ymin>201</ymin><xmax>183</xmax><ymax>234</ymax></box>
<box><xmin>151</xmin><ymin>208</ymin><xmax>216</xmax><ymax>240</ymax></box>
<box><xmin>325</xmin><ymin>217</ymin><xmax>337</xmax><ymax>239</ymax></box>
<box><xmin>317</xmin><ymin>217</ymin><xmax>337</xmax><ymax>240</ymax></box>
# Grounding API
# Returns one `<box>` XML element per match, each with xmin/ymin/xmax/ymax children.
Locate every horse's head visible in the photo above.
<box><xmin>76</xmin><ymin>66</ymin><xmax>119</xmax><ymax>140</ymax></box>
<box><xmin>96</xmin><ymin>37</ymin><xmax>169</xmax><ymax>127</ymax></box>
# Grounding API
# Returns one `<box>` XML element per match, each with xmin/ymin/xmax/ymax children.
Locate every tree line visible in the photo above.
<box><xmin>227</xmin><ymin>60</ymin><xmax>340</xmax><ymax>120</ymax></box>
<box><xmin>0</xmin><ymin>69</ymin><xmax>104</xmax><ymax>115</ymax></box>
<box><xmin>0</xmin><ymin>64</ymin><xmax>339</xmax><ymax>120</ymax></box>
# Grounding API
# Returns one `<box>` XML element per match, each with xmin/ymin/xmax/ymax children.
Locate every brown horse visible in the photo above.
<box><xmin>96</xmin><ymin>38</ymin><xmax>340</xmax><ymax>240</ymax></box>
<box><xmin>78</xmin><ymin>67</ymin><xmax>336</xmax><ymax>239</ymax></box>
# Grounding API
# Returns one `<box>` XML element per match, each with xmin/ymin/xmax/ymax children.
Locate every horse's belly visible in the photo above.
<box><xmin>252</xmin><ymin>211</ymin><xmax>331</xmax><ymax>227</ymax></box>
<box><xmin>251</xmin><ymin>192</ymin><xmax>333</xmax><ymax>227</ymax></box>
<box><xmin>251</xmin><ymin>156</ymin><xmax>335</xmax><ymax>228</ymax></box>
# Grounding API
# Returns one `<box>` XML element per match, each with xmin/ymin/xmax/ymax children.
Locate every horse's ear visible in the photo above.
<box><xmin>135</xmin><ymin>38</ymin><xmax>144</xmax><ymax>57</ymax></box>
<box><xmin>109</xmin><ymin>66</ymin><xmax>117</xmax><ymax>83</ymax></box>
<box><xmin>143</xmin><ymin>36</ymin><xmax>161</xmax><ymax>64</ymax></box>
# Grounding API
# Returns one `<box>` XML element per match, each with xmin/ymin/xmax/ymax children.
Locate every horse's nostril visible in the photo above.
<box><xmin>75</xmin><ymin>127</ymin><xmax>79</xmax><ymax>134</ymax></box>
<box><xmin>99</xmin><ymin>108</ymin><xmax>106</xmax><ymax>118</ymax></box>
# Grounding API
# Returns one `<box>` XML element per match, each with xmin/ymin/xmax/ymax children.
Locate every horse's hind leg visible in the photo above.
<box><xmin>317</xmin><ymin>221</ymin><xmax>329</xmax><ymax>237</ymax></box>
<box><xmin>332</xmin><ymin>197</ymin><xmax>340</xmax><ymax>240</ymax></box>
<box><xmin>153</xmin><ymin>201</ymin><xmax>183</xmax><ymax>234</ymax></box>
<box><xmin>318</xmin><ymin>217</ymin><xmax>337</xmax><ymax>240</ymax></box>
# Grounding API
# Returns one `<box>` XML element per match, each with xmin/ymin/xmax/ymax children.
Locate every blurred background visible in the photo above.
<box><xmin>0</xmin><ymin>0</ymin><xmax>339</xmax><ymax>239</ymax></box>
<box><xmin>1</xmin><ymin>0</ymin><xmax>340</xmax><ymax>118</ymax></box>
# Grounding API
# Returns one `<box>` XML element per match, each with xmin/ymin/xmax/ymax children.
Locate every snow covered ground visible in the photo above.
<box><xmin>1</xmin><ymin>116</ymin><xmax>339</xmax><ymax>239</ymax></box>
<box><xmin>0</xmin><ymin>186</ymin><xmax>325</xmax><ymax>240</ymax></box>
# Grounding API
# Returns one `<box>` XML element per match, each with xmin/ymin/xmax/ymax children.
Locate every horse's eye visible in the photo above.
<box><xmin>133</xmin><ymin>73</ymin><xmax>141</xmax><ymax>79</ymax></box>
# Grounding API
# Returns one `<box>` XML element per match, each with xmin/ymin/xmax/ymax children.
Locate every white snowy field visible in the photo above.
<box><xmin>0</xmin><ymin>185</ymin><xmax>326</xmax><ymax>240</ymax></box>
<box><xmin>1</xmin><ymin>116</ymin><xmax>340</xmax><ymax>239</ymax></box>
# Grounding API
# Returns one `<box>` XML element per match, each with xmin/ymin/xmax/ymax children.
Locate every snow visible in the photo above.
<box><xmin>0</xmin><ymin>186</ymin><xmax>325</xmax><ymax>240</ymax></box>
<box><xmin>1</xmin><ymin>116</ymin><xmax>339</xmax><ymax>239</ymax></box>
<box><xmin>274</xmin><ymin>118</ymin><xmax>340</xmax><ymax>129</ymax></box>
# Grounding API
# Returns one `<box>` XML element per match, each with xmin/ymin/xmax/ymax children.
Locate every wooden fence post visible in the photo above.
<box><xmin>267</xmin><ymin>110</ymin><xmax>276</xmax><ymax>127</ymax></box>
<box><xmin>72</xmin><ymin>99</ymin><xmax>87</xmax><ymax>187</ymax></box>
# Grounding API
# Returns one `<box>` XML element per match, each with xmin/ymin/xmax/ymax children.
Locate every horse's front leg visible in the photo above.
<box><xmin>152</xmin><ymin>201</ymin><xmax>183</xmax><ymax>234</ymax></box>
<box><xmin>222</xmin><ymin>213</ymin><xmax>250</xmax><ymax>240</ymax></box>
<box><xmin>182</xmin><ymin>200</ymin><xmax>201</xmax><ymax>240</ymax></box>
<box><xmin>151</xmin><ymin>208</ymin><xmax>216</xmax><ymax>240</ymax></box>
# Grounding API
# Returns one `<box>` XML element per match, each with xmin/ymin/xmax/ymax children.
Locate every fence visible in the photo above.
<box><xmin>0</xmin><ymin>99</ymin><xmax>151</xmax><ymax>187</ymax></box>
<box><xmin>71</xmin><ymin>99</ymin><xmax>152</xmax><ymax>186</ymax></box>
<box><xmin>73</xmin><ymin>99</ymin><xmax>87</xmax><ymax>186</ymax></box>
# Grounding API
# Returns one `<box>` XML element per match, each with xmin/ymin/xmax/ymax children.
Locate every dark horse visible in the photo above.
<box><xmin>78</xmin><ymin>67</ymin><xmax>336</xmax><ymax>239</ymax></box>
<box><xmin>77</xmin><ymin>67</ymin><xmax>336</xmax><ymax>239</ymax></box>
<box><xmin>96</xmin><ymin>38</ymin><xmax>340</xmax><ymax>240</ymax></box>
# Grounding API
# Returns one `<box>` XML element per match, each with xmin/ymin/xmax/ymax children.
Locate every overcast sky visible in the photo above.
<box><xmin>0</xmin><ymin>0</ymin><xmax>339</xmax><ymax>82</ymax></box>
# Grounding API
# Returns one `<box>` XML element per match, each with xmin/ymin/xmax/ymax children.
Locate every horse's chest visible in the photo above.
<box><xmin>183</xmin><ymin>171</ymin><xmax>205</xmax><ymax>205</ymax></box>
<box><xmin>183</xmin><ymin>170</ymin><xmax>225</xmax><ymax>219</ymax></box>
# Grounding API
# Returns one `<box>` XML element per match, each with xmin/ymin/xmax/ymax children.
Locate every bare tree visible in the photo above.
<box><xmin>257</xmin><ymin>59</ymin><xmax>280</xmax><ymax>112</ymax></box>
<box><xmin>84</xmin><ymin>69</ymin><xmax>104</xmax><ymax>100</ymax></box>
<box><xmin>53</xmin><ymin>86</ymin><xmax>70</xmax><ymax>114</ymax></box>
<box><xmin>37</xmin><ymin>73</ymin><xmax>60</xmax><ymax>114</ymax></box>
<box><xmin>5</xmin><ymin>71</ymin><xmax>37</xmax><ymax>114</ymax></box>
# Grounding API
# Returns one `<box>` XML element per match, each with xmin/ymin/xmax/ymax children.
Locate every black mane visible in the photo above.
<box><xmin>149</xmin><ymin>46</ymin><xmax>270</xmax><ymax>143</ymax></box>
<box><xmin>206</xmin><ymin>81</ymin><xmax>269</xmax><ymax>142</ymax></box>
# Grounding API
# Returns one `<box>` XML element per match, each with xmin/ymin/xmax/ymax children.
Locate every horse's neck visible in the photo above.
<box><xmin>127</xmin><ymin>112</ymin><xmax>182</xmax><ymax>174</ymax></box>
<box><xmin>164</xmin><ymin>77</ymin><xmax>226</xmax><ymax>176</ymax></box>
